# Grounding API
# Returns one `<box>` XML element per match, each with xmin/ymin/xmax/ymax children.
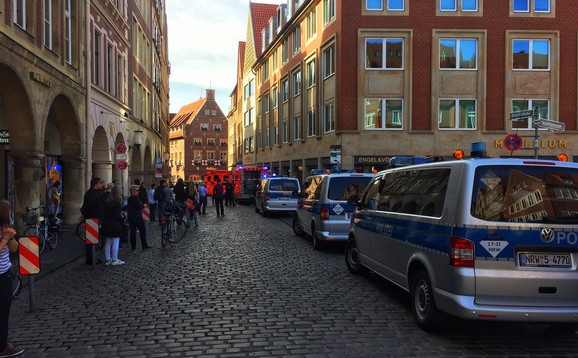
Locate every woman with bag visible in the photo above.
<box><xmin>187</xmin><ymin>183</ymin><xmax>200</xmax><ymax>228</ymax></box>
<box><xmin>100</xmin><ymin>186</ymin><xmax>126</xmax><ymax>265</ymax></box>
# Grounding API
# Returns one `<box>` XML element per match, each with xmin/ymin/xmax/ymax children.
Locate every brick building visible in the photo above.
<box><xmin>231</xmin><ymin>0</ymin><xmax>577</xmax><ymax>181</ymax></box>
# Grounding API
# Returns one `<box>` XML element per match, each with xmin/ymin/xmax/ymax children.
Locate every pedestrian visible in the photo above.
<box><xmin>49</xmin><ymin>180</ymin><xmax>61</xmax><ymax>218</ymax></box>
<box><xmin>187</xmin><ymin>183</ymin><xmax>200</xmax><ymax>227</ymax></box>
<box><xmin>100</xmin><ymin>186</ymin><xmax>126</xmax><ymax>266</ymax></box>
<box><xmin>155</xmin><ymin>180</ymin><xmax>168</xmax><ymax>225</ymax></box>
<box><xmin>0</xmin><ymin>200</ymin><xmax>25</xmax><ymax>357</ymax></box>
<box><xmin>135</xmin><ymin>179</ymin><xmax>148</xmax><ymax>206</ymax></box>
<box><xmin>173</xmin><ymin>178</ymin><xmax>190</xmax><ymax>227</ymax></box>
<box><xmin>214</xmin><ymin>177</ymin><xmax>225</xmax><ymax>217</ymax></box>
<box><xmin>127</xmin><ymin>185</ymin><xmax>151</xmax><ymax>250</ymax></box>
<box><xmin>148</xmin><ymin>183</ymin><xmax>157</xmax><ymax>222</ymax></box>
<box><xmin>225</xmin><ymin>180</ymin><xmax>235</xmax><ymax>206</ymax></box>
<box><xmin>198</xmin><ymin>182</ymin><xmax>208</xmax><ymax>214</ymax></box>
<box><xmin>80</xmin><ymin>177</ymin><xmax>105</xmax><ymax>265</ymax></box>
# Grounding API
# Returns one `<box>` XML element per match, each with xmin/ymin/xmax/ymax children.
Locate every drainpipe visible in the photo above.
<box><xmin>84</xmin><ymin>0</ymin><xmax>91</xmax><ymax>189</ymax></box>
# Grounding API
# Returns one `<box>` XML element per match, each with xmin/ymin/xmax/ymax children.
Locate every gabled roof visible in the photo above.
<box><xmin>250</xmin><ymin>2</ymin><xmax>279</xmax><ymax>58</ymax></box>
<box><xmin>238</xmin><ymin>41</ymin><xmax>246</xmax><ymax>77</ymax></box>
<box><xmin>170</xmin><ymin>97</ymin><xmax>206</xmax><ymax>127</ymax></box>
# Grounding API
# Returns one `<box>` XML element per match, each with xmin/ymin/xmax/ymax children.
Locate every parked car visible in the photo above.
<box><xmin>254</xmin><ymin>176</ymin><xmax>301</xmax><ymax>216</ymax></box>
<box><xmin>293</xmin><ymin>171</ymin><xmax>373</xmax><ymax>249</ymax></box>
<box><xmin>346</xmin><ymin>153</ymin><xmax>578</xmax><ymax>331</ymax></box>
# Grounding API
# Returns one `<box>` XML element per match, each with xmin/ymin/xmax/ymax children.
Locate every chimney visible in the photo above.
<box><xmin>206</xmin><ymin>89</ymin><xmax>215</xmax><ymax>100</ymax></box>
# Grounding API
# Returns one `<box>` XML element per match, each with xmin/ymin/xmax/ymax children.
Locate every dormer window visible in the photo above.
<box><xmin>200</xmin><ymin>123</ymin><xmax>208</xmax><ymax>131</ymax></box>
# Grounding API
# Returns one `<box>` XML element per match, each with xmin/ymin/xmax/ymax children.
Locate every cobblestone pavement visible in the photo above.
<box><xmin>8</xmin><ymin>204</ymin><xmax>578</xmax><ymax>357</ymax></box>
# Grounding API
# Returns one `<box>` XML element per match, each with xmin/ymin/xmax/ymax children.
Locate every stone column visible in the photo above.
<box><xmin>11</xmin><ymin>153</ymin><xmax>43</xmax><ymax>233</ymax></box>
<box><xmin>92</xmin><ymin>162</ymin><xmax>113</xmax><ymax>184</ymax></box>
<box><xmin>61</xmin><ymin>158</ymin><xmax>85</xmax><ymax>226</ymax></box>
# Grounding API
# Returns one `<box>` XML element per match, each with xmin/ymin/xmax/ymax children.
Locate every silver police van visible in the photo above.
<box><xmin>254</xmin><ymin>176</ymin><xmax>301</xmax><ymax>216</ymax></box>
<box><xmin>346</xmin><ymin>151</ymin><xmax>578</xmax><ymax>331</ymax></box>
<box><xmin>293</xmin><ymin>170</ymin><xmax>373</xmax><ymax>249</ymax></box>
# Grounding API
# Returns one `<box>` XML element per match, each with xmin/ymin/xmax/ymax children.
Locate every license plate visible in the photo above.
<box><xmin>280</xmin><ymin>197</ymin><xmax>290</xmax><ymax>201</ymax></box>
<box><xmin>518</xmin><ymin>252</ymin><xmax>572</xmax><ymax>268</ymax></box>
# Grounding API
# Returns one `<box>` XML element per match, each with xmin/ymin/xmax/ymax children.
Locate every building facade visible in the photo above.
<box><xmin>0</xmin><ymin>0</ymin><xmax>169</xmax><ymax>228</ymax></box>
<box><xmin>169</xmin><ymin>89</ymin><xmax>228</xmax><ymax>182</ymax></box>
<box><xmin>232</xmin><ymin>0</ymin><xmax>577</xmax><ymax>182</ymax></box>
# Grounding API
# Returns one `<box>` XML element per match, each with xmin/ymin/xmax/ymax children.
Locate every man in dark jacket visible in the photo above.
<box><xmin>127</xmin><ymin>185</ymin><xmax>151</xmax><ymax>250</ymax></box>
<box><xmin>213</xmin><ymin>177</ymin><xmax>225</xmax><ymax>217</ymax></box>
<box><xmin>81</xmin><ymin>177</ymin><xmax>104</xmax><ymax>264</ymax></box>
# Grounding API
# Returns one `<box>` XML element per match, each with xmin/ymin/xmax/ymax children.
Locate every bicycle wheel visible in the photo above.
<box><xmin>46</xmin><ymin>229</ymin><xmax>58</xmax><ymax>250</ymax></box>
<box><xmin>171</xmin><ymin>212</ymin><xmax>189</xmax><ymax>244</ymax></box>
<box><xmin>23</xmin><ymin>226</ymin><xmax>45</xmax><ymax>254</ymax></box>
<box><xmin>9</xmin><ymin>253</ymin><xmax>22</xmax><ymax>298</ymax></box>
<box><xmin>160</xmin><ymin>216</ymin><xmax>169</xmax><ymax>247</ymax></box>
<box><xmin>76</xmin><ymin>221</ymin><xmax>86</xmax><ymax>241</ymax></box>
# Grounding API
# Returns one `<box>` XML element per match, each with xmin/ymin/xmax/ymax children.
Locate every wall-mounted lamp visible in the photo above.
<box><xmin>163</xmin><ymin>152</ymin><xmax>170</xmax><ymax>162</ymax></box>
<box><xmin>129</xmin><ymin>130</ymin><xmax>143</xmax><ymax>150</ymax></box>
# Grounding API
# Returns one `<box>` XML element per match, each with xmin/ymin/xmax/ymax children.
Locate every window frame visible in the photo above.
<box><xmin>306</xmin><ymin>59</ymin><xmax>316</xmax><ymax>88</ymax></box>
<box><xmin>323</xmin><ymin>44</ymin><xmax>335</xmax><ymax>79</ymax></box>
<box><xmin>43</xmin><ymin>0</ymin><xmax>53</xmax><ymax>49</ymax></box>
<box><xmin>365</xmin><ymin>38</ymin><xmax>405</xmax><ymax>70</ymax></box>
<box><xmin>511</xmin><ymin>99</ymin><xmax>550</xmax><ymax>130</ymax></box>
<box><xmin>366</xmin><ymin>0</ymin><xmax>383</xmax><ymax>11</ymax></box>
<box><xmin>323</xmin><ymin>103</ymin><xmax>335</xmax><ymax>133</ymax></box>
<box><xmin>323</xmin><ymin>0</ymin><xmax>336</xmax><ymax>24</ymax></box>
<box><xmin>439</xmin><ymin>38</ymin><xmax>478</xmax><ymax>70</ymax></box>
<box><xmin>307</xmin><ymin>110</ymin><xmax>316</xmax><ymax>137</ymax></box>
<box><xmin>512</xmin><ymin>39</ymin><xmax>550</xmax><ymax>71</ymax></box>
<box><xmin>364</xmin><ymin>98</ymin><xmax>404</xmax><ymax>130</ymax></box>
<box><xmin>437</xmin><ymin>99</ymin><xmax>477</xmax><ymax>130</ymax></box>
<box><xmin>293</xmin><ymin>69</ymin><xmax>302</xmax><ymax>96</ymax></box>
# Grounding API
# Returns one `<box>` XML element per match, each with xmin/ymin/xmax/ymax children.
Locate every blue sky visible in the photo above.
<box><xmin>166</xmin><ymin>0</ymin><xmax>282</xmax><ymax>114</ymax></box>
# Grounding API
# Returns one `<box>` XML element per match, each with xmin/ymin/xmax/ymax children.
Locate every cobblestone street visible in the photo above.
<box><xmin>8</xmin><ymin>204</ymin><xmax>578</xmax><ymax>357</ymax></box>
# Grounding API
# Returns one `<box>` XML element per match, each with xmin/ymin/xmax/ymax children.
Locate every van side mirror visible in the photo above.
<box><xmin>347</xmin><ymin>194</ymin><xmax>360</xmax><ymax>206</ymax></box>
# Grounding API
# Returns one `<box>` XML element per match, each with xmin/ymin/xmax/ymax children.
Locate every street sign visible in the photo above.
<box><xmin>0</xmin><ymin>130</ymin><xmax>10</xmax><ymax>144</ymax></box>
<box><xmin>116</xmin><ymin>159</ymin><xmax>128</xmax><ymax>170</ymax></box>
<box><xmin>509</xmin><ymin>109</ymin><xmax>534</xmax><ymax>120</ymax></box>
<box><xmin>504</xmin><ymin>134</ymin><xmax>523</xmax><ymax>151</ymax></box>
<box><xmin>115</xmin><ymin>143</ymin><xmax>128</xmax><ymax>154</ymax></box>
<box><xmin>534</xmin><ymin>119</ymin><xmax>565</xmax><ymax>131</ymax></box>
<box><xmin>115</xmin><ymin>153</ymin><xmax>128</xmax><ymax>160</ymax></box>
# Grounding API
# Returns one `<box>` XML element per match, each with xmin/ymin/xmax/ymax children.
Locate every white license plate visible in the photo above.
<box><xmin>519</xmin><ymin>252</ymin><xmax>572</xmax><ymax>268</ymax></box>
<box><xmin>280</xmin><ymin>197</ymin><xmax>290</xmax><ymax>201</ymax></box>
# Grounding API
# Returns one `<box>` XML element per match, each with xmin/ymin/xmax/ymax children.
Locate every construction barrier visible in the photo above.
<box><xmin>18</xmin><ymin>236</ymin><xmax>40</xmax><ymax>275</ymax></box>
<box><xmin>85</xmin><ymin>218</ymin><xmax>99</xmax><ymax>244</ymax></box>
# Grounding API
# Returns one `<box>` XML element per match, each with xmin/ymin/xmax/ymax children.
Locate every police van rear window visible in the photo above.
<box><xmin>269</xmin><ymin>179</ymin><xmax>299</xmax><ymax>191</ymax></box>
<box><xmin>327</xmin><ymin>177</ymin><xmax>372</xmax><ymax>201</ymax></box>
<box><xmin>471</xmin><ymin>165</ymin><xmax>578</xmax><ymax>223</ymax></box>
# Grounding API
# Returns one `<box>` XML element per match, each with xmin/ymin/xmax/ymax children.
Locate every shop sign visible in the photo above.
<box><xmin>354</xmin><ymin>156</ymin><xmax>391</xmax><ymax>165</ymax></box>
<box><xmin>0</xmin><ymin>130</ymin><xmax>9</xmax><ymax>144</ymax></box>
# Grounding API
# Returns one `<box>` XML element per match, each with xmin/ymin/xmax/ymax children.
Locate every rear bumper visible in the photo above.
<box><xmin>264</xmin><ymin>201</ymin><xmax>298</xmax><ymax>211</ymax></box>
<box><xmin>435</xmin><ymin>288</ymin><xmax>578</xmax><ymax>322</ymax></box>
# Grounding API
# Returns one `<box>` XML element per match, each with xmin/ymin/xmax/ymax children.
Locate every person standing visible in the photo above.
<box><xmin>100</xmin><ymin>186</ymin><xmax>125</xmax><ymax>265</ymax></box>
<box><xmin>198</xmin><ymin>182</ymin><xmax>208</xmax><ymax>214</ymax></box>
<box><xmin>155</xmin><ymin>180</ymin><xmax>168</xmax><ymax>225</ymax></box>
<box><xmin>127</xmin><ymin>185</ymin><xmax>151</xmax><ymax>250</ymax></box>
<box><xmin>49</xmin><ymin>180</ymin><xmax>62</xmax><ymax>218</ymax></box>
<box><xmin>135</xmin><ymin>179</ymin><xmax>148</xmax><ymax>206</ymax></box>
<box><xmin>0</xmin><ymin>200</ymin><xmax>24</xmax><ymax>357</ymax></box>
<box><xmin>214</xmin><ymin>177</ymin><xmax>225</xmax><ymax>217</ymax></box>
<box><xmin>148</xmin><ymin>183</ymin><xmax>157</xmax><ymax>222</ymax></box>
<box><xmin>173</xmin><ymin>178</ymin><xmax>190</xmax><ymax>227</ymax></box>
<box><xmin>81</xmin><ymin>177</ymin><xmax>104</xmax><ymax>265</ymax></box>
<box><xmin>225</xmin><ymin>180</ymin><xmax>235</xmax><ymax>207</ymax></box>
<box><xmin>187</xmin><ymin>183</ymin><xmax>200</xmax><ymax>228</ymax></box>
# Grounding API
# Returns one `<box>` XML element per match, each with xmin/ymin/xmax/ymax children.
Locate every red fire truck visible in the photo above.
<box><xmin>204</xmin><ymin>169</ymin><xmax>232</xmax><ymax>196</ymax></box>
<box><xmin>232</xmin><ymin>165</ymin><xmax>268</xmax><ymax>203</ymax></box>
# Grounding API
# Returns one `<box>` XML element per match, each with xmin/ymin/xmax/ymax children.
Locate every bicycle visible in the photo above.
<box><xmin>160</xmin><ymin>202</ymin><xmax>189</xmax><ymax>247</ymax></box>
<box><xmin>22</xmin><ymin>204</ymin><xmax>59</xmax><ymax>253</ymax></box>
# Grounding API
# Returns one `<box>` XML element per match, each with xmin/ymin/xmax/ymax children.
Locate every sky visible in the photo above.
<box><xmin>166</xmin><ymin>0</ymin><xmax>283</xmax><ymax>115</ymax></box>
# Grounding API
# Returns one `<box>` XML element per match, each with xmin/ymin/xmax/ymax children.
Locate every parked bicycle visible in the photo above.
<box><xmin>160</xmin><ymin>202</ymin><xmax>188</xmax><ymax>247</ymax></box>
<box><xmin>76</xmin><ymin>218</ymin><xmax>106</xmax><ymax>249</ymax></box>
<box><xmin>22</xmin><ymin>204</ymin><xmax>59</xmax><ymax>254</ymax></box>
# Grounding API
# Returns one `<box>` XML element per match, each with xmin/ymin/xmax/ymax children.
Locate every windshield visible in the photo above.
<box><xmin>471</xmin><ymin>165</ymin><xmax>578</xmax><ymax>223</ymax></box>
<box><xmin>269</xmin><ymin>179</ymin><xmax>299</xmax><ymax>191</ymax></box>
<box><xmin>328</xmin><ymin>177</ymin><xmax>372</xmax><ymax>201</ymax></box>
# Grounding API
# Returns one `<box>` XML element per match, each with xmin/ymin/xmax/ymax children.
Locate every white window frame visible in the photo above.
<box><xmin>438</xmin><ymin>99</ymin><xmax>477</xmax><ymax>130</ymax></box>
<box><xmin>306</xmin><ymin>59</ymin><xmax>316</xmax><ymax>88</ymax></box>
<box><xmin>365</xmin><ymin>38</ymin><xmax>405</xmax><ymax>70</ymax></box>
<box><xmin>293</xmin><ymin>70</ymin><xmax>302</xmax><ymax>96</ymax></box>
<box><xmin>14</xmin><ymin>0</ymin><xmax>26</xmax><ymax>29</ymax></box>
<box><xmin>461</xmin><ymin>0</ymin><xmax>479</xmax><ymax>11</ymax></box>
<box><xmin>439</xmin><ymin>38</ymin><xmax>478</xmax><ymax>70</ymax></box>
<box><xmin>44</xmin><ymin>0</ymin><xmax>53</xmax><ymax>49</ymax></box>
<box><xmin>292</xmin><ymin>116</ymin><xmax>301</xmax><ymax>140</ymax></box>
<box><xmin>440</xmin><ymin>0</ymin><xmax>457</xmax><ymax>11</ymax></box>
<box><xmin>323</xmin><ymin>103</ymin><xmax>335</xmax><ymax>133</ymax></box>
<box><xmin>306</xmin><ymin>9</ymin><xmax>317</xmax><ymax>41</ymax></box>
<box><xmin>282</xmin><ymin>119</ymin><xmax>289</xmax><ymax>143</ymax></box>
<box><xmin>64</xmin><ymin>0</ymin><xmax>72</xmax><ymax>64</ymax></box>
<box><xmin>366</xmin><ymin>0</ymin><xmax>383</xmax><ymax>11</ymax></box>
<box><xmin>534</xmin><ymin>0</ymin><xmax>551</xmax><ymax>12</ymax></box>
<box><xmin>307</xmin><ymin>110</ymin><xmax>316</xmax><ymax>137</ymax></box>
<box><xmin>364</xmin><ymin>98</ymin><xmax>404</xmax><ymax>130</ymax></box>
<box><xmin>323</xmin><ymin>0</ymin><xmax>336</xmax><ymax>23</ymax></box>
<box><xmin>388</xmin><ymin>0</ymin><xmax>405</xmax><ymax>11</ymax></box>
<box><xmin>281</xmin><ymin>80</ymin><xmax>289</xmax><ymax>103</ymax></box>
<box><xmin>511</xmin><ymin>99</ymin><xmax>550</xmax><ymax>130</ymax></box>
<box><xmin>513</xmin><ymin>0</ymin><xmax>530</xmax><ymax>12</ymax></box>
<box><xmin>323</xmin><ymin>44</ymin><xmax>335</xmax><ymax>79</ymax></box>
<box><xmin>512</xmin><ymin>39</ymin><xmax>550</xmax><ymax>71</ymax></box>
<box><xmin>292</xmin><ymin>26</ymin><xmax>301</xmax><ymax>54</ymax></box>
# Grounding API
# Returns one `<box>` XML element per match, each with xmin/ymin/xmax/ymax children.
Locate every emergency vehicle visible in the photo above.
<box><xmin>346</xmin><ymin>143</ymin><xmax>578</xmax><ymax>331</ymax></box>
<box><xmin>204</xmin><ymin>169</ymin><xmax>231</xmax><ymax>196</ymax></box>
<box><xmin>232</xmin><ymin>165</ymin><xmax>268</xmax><ymax>203</ymax></box>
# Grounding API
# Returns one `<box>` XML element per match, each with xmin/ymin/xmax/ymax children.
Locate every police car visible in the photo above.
<box><xmin>293</xmin><ymin>169</ymin><xmax>373</xmax><ymax>250</ymax></box>
<box><xmin>345</xmin><ymin>144</ymin><xmax>578</xmax><ymax>331</ymax></box>
<box><xmin>254</xmin><ymin>176</ymin><xmax>301</xmax><ymax>216</ymax></box>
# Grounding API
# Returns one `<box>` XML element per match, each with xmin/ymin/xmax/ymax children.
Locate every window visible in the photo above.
<box><xmin>272</xmin><ymin>87</ymin><xmax>278</xmax><ymax>108</ymax></box>
<box><xmin>438</xmin><ymin>99</ymin><xmax>477</xmax><ymax>129</ymax></box>
<box><xmin>212</xmin><ymin>110</ymin><xmax>217</xmax><ymax>116</ymax></box>
<box><xmin>262</xmin><ymin>60</ymin><xmax>269</xmax><ymax>81</ymax></box>
<box><xmin>306</xmin><ymin>9</ymin><xmax>316</xmax><ymax>41</ymax></box>
<box><xmin>512</xmin><ymin>99</ymin><xmax>549</xmax><ymax>129</ymax></box>
<box><xmin>14</xmin><ymin>0</ymin><xmax>26</xmax><ymax>29</ymax></box>
<box><xmin>307</xmin><ymin>110</ymin><xmax>316</xmax><ymax>137</ymax></box>
<box><xmin>220</xmin><ymin>139</ymin><xmax>227</xmax><ymax>147</ymax></box>
<box><xmin>462</xmin><ymin>0</ymin><xmax>478</xmax><ymax>11</ymax></box>
<box><xmin>244</xmin><ymin>110</ymin><xmax>253</xmax><ymax>127</ymax></box>
<box><xmin>194</xmin><ymin>138</ymin><xmax>202</xmax><ymax>145</ymax></box>
<box><xmin>366</xmin><ymin>38</ymin><xmax>404</xmax><ymax>70</ymax></box>
<box><xmin>388</xmin><ymin>0</ymin><xmax>404</xmax><ymax>10</ymax></box>
<box><xmin>282</xmin><ymin>40</ymin><xmax>289</xmax><ymax>64</ymax></box>
<box><xmin>265</xmin><ymin>128</ymin><xmax>270</xmax><ymax>147</ymax></box>
<box><xmin>213</xmin><ymin>124</ymin><xmax>222</xmax><ymax>131</ymax></box>
<box><xmin>512</xmin><ymin>39</ymin><xmax>549</xmax><ymax>70</ymax></box>
<box><xmin>292</xmin><ymin>116</ymin><xmax>301</xmax><ymax>140</ymax></box>
<box><xmin>440</xmin><ymin>39</ymin><xmax>477</xmax><ymax>69</ymax></box>
<box><xmin>306</xmin><ymin>60</ymin><xmax>316</xmax><ymax>88</ymax></box>
<box><xmin>534</xmin><ymin>0</ymin><xmax>550</xmax><ymax>12</ymax></box>
<box><xmin>293</xmin><ymin>70</ymin><xmax>302</xmax><ymax>96</ymax></box>
<box><xmin>207</xmin><ymin>139</ymin><xmax>215</xmax><ymax>146</ymax></box>
<box><xmin>93</xmin><ymin>31</ymin><xmax>102</xmax><ymax>86</ymax></box>
<box><xmin>513</xmin><ymin>0</ymin><xmax>529</xmax><ymax>11</ymax></box>
<box><xmin>200</xmin><ymin>123</ymin><xmax>209</xmax><ymax>131</ymax></box>
<box><xmin>514</xmin><ymin>0</ymin><xmax>551</xmax><ymax>12</ymax></box>
<box><xmin>64</xmin><ymin>0</ymin><xmax>72</xmax><ymax>64</ymax></box>
<box><xmin>366</xmin><ymin>0</ymin><xmax>383</xmax><ymax>10</ymax></box>
<box><xmin>244</xmin><ymin>79</ymin><xmax>254</xmax><ymax>100</ymax></box>
<box><xmin>292</xmin><ymin>26</ymin><xmax>301</xmax><ymax>54</ymax></box>
<box><xmin>323</xmin><ymin>0</ymin><xmax>335</xmax><ymax>23</ymax></box>
<box><xmin>323</xmin><ymin>44</ymin><xmax>335</xmax><ymax>79</ymax></box>
<box><xmin>440</xmin><ymin>0</ymin><xmax>456</xmax><ymax>11</ymax></box>
<box><xmin>273</xmin><ymin>123</ymin><xmax>279</xmax><ymax>145</ymax></box>
<box><xmin>323</xmin><ymin>103</ymin><xmax>335</xmax><ymax>133</ymax></box>
<box><xmin>281</xmin><ymin>80</ymin><xmax>289</xmax><ymax>103</ymax></box>
<box><xmin>44</xmin><ymin>0</ymin><xmax>53</xmax><ymax>49</ymax></box>
<box><xmin>264</xmin><ymin>93</ymin><xmax>270</xmax><ymax>113</ymax></box>
<box><xmin>282</xmin><ymin>119</ymin><xmax>289</xmax><ymax>143</ymax></box>
<box><xmin>365</xmin><ymin>99</ymin><xmax>403</xmax><ymax>130</ymax></box>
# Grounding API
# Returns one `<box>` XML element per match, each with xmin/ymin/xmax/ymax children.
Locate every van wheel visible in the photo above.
<box><xmin>345</xmin><ymin>238</ymin><xmax>367</xmax><ymax>275</ymax></box>
<box><xmin>410</xmin><ymin>270</ymin><xmax>444</xmax><ymax>332</ymax></box>
<box><xmin>311</xmin><ymin>225</ymin><xmax>322</xmax><ymax>250</ymax></box>
<box><xmin>292</xmin><ymin>216</ymin><xmax>304</xmax><ymax>236</ymax></box>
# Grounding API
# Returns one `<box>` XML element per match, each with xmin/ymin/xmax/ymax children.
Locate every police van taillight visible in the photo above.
<box><xmin>450</xmin><ymin>237</ymin><xmax>474</xmax><ymax>267</ymax></box>
<box><xmin>320</xmin><ymin>208</ymin><xmax>330</xmax><ymax>221</ymax></box>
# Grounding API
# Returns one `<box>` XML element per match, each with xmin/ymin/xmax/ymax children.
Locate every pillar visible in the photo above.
<box><xmin>12</xmin><ymin>153</ymin><xmax>43</xmax><ymax>233</ymax></box>
<box><xmin>61</xmin><ymin>158</ymin><xmax>85</xmax><ymax>226</ymax></box>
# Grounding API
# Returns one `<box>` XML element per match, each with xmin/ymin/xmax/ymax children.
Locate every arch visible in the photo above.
<box><xmin>92</xmin><ymin>126</ymin><xmax>110</xmax><ymax>162</ymax></box>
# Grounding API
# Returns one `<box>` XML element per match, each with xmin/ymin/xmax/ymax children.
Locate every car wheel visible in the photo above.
<box><xmin>410</xmin><ymin>270</ymin><xmax>444</xmax><ymax>332</ymax></box>
<box><xmin>345</xmin><ymin>238</ymin><xmax>367</xmax><ymax>275</ymax></box>
<box><xmin>292</xmin><ymin>216</ymin><xmax>305</xmax><ymax>236</ymax></box>
<box><xmin>311</xmin><ymin>224</ymin><xmax>322</xmax><ymax>250</ymax></box>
